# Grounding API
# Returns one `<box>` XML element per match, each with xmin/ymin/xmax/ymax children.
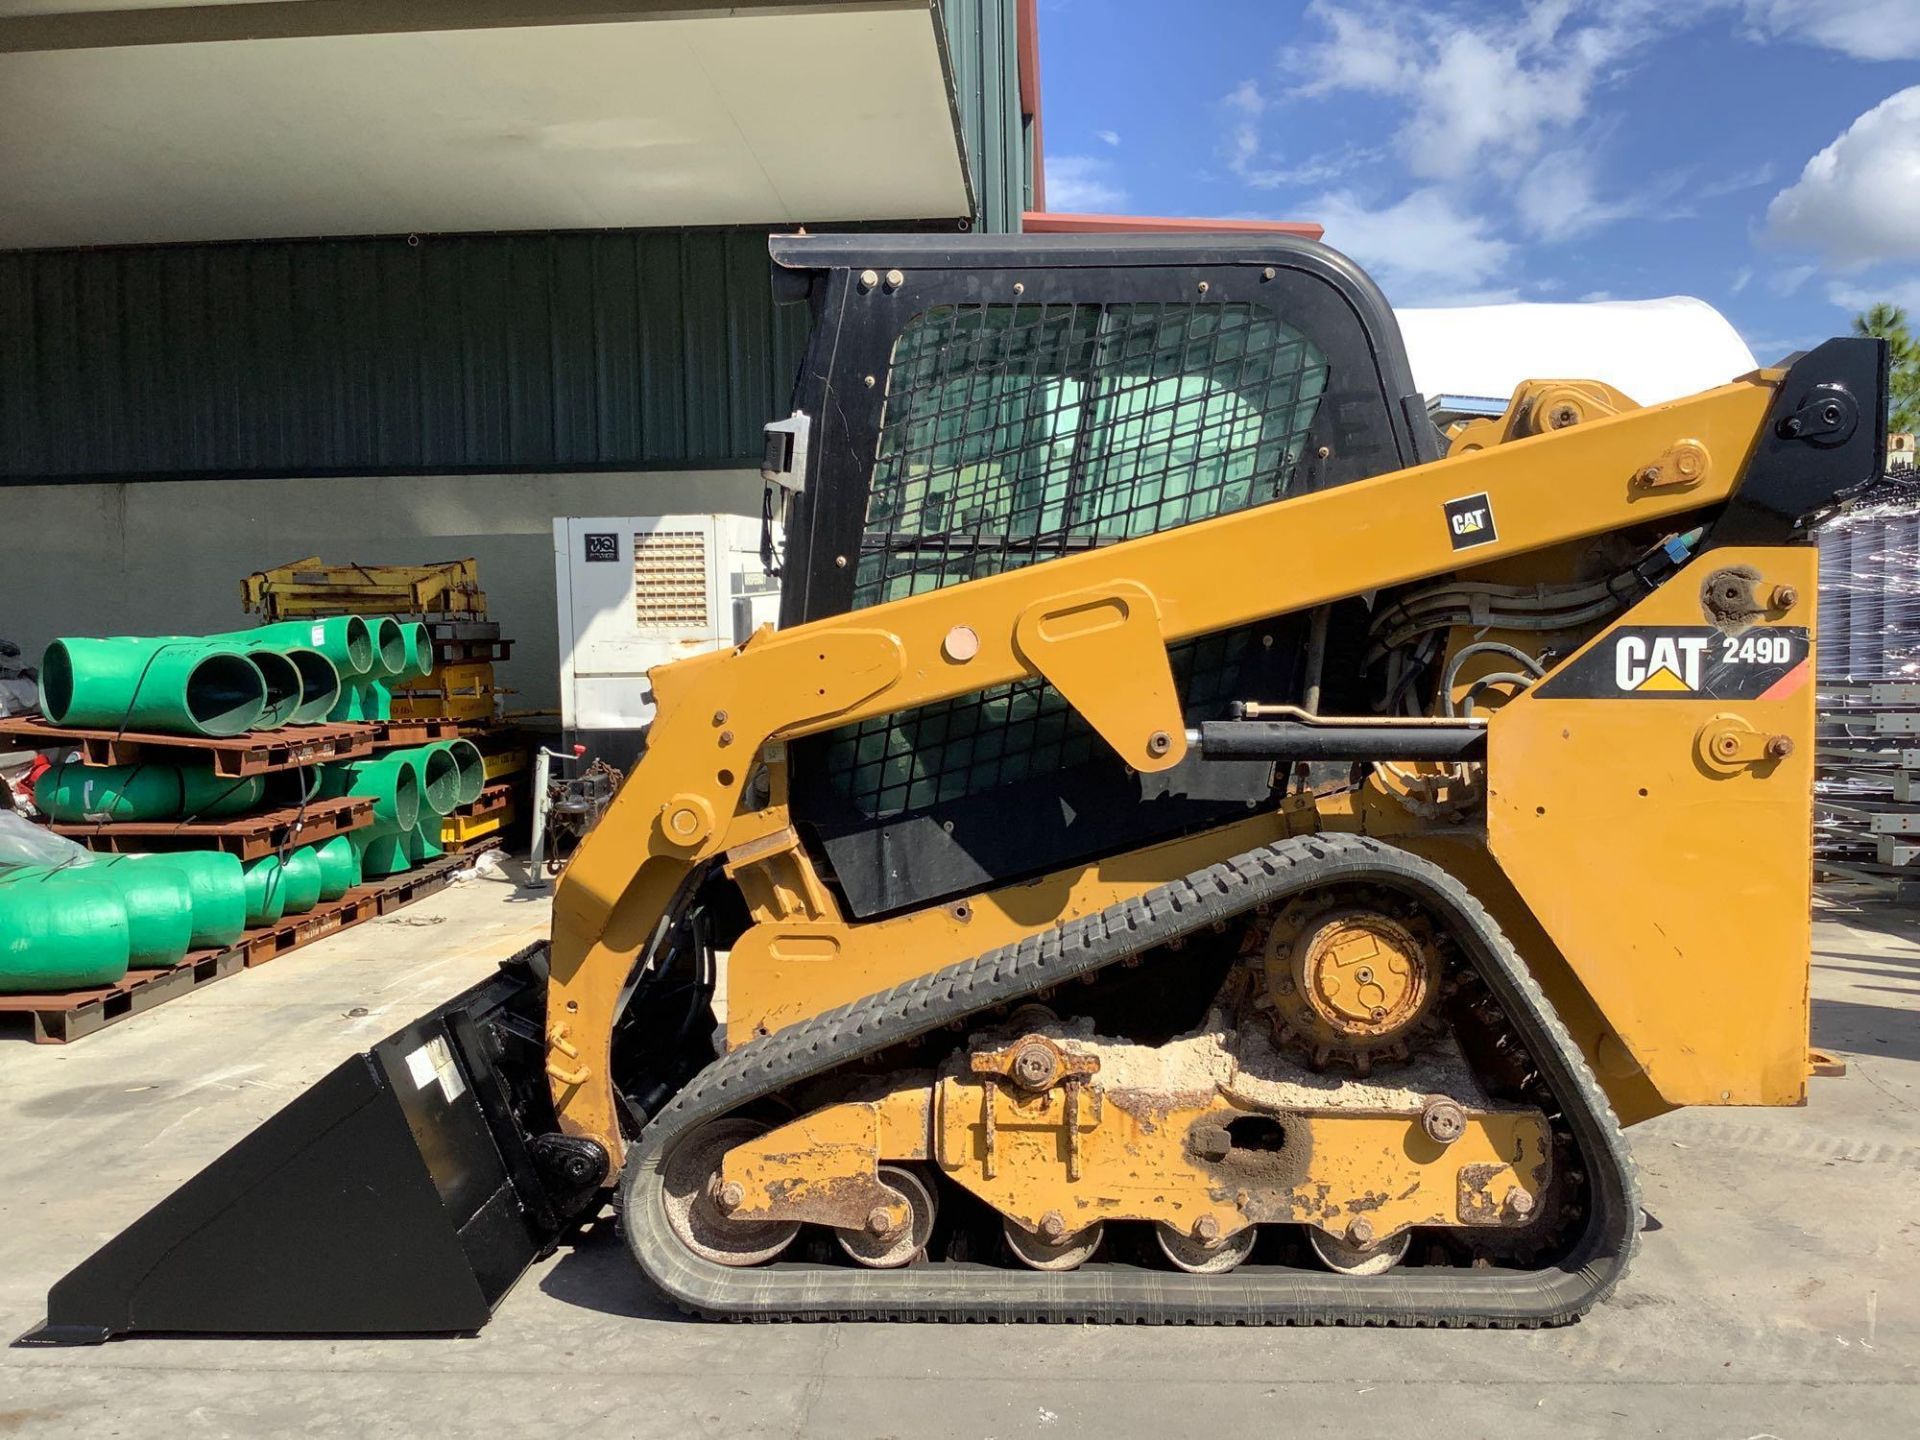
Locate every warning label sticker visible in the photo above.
<box><xmin>1534</xmin><ymin>626</ymin><xmax>1811</xmax><ymax>701</ymax></box>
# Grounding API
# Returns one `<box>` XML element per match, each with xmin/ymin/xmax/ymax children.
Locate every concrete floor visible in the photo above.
<box><xmin>1</xmin><ymin>864</ymin><xmax>1916</xmax><ymax>1438</ymax></box>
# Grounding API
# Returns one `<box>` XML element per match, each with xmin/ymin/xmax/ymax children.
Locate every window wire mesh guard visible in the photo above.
<box><xmin>633</xmin><ymin>531</ymin><xmax>711</xmax><ymax>631</ymax></box>
<box><xmin>826</xmin><ymin>300</ymin><xmax>1329</xmax><ymax>820</ymax></box>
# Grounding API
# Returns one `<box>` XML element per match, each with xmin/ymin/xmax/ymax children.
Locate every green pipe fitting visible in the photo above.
<box><xmin>234</xmin><ymin>647</ymin><xmax>301</xmax><ymax>730</ymax></box>
<box><xmin>355</xmin><ymin>831</ymin><xmax>414</xmax><ymax>879</ymax></box>
<box><xmin>242</xmin><ymin>854</ymin><xmax>286</xmax><ymax>928</ymax></box>
<box><xmin>111</xmin><ymin>851</ymin><xmax>247</xmax><ymax>950</ymax></box>
<box><xmin>281</xmin><ymin>648</ymin><xmax>341</xmax><ymax>725</ymax></box>
<box><xmin>428</xmin><ymin>737</ymin><xmax>487</xmax><ymax>807</ymax></box>
<box><xmin>244</xmin><ymin>617</ymin><xmax>375</xmax><ymax>680</ymax></box>
<box><xmin>312</xmin><ymin>834</ymin><xmax>361</xmax><ymax>900</ymax></box>
<box><xmin>39</xmin><ymin>637</ymin><xmax>267</xmax><ymax>737</ymax></box>
<box><xmin>0</xmin><ymin>866</ymin><xmax>131</xmax><ymax>992</ymax></box>
<box><xmin>391</xmin><ymin>744</ymin><xmax>461</xmax><ymax>817</ymax></box>
<box><xmin>319</xmin><ymin>754</ymin><xmax>420</xmax><ymax>835</ymax></box>
<box><xmin>279</xmin><ymin>846</ymin><xmax>323</xmax><ymax>915</ymax></box>
<box><xmin>409</xmin><ymin>820</ymin><xmax>444</xmax><ymax>865</ymax></box>
<box><xmin>394</xmin><ymin>620</ymin><xmax>435</xmax><ymax>682</ymax></box>
<box><xmin>328</xmin><ymin>677</ymin><xmax>391</xmax><ymax>724</ymax></box>
<box><xmin>368</xmin><ymin>618</ymin><xmax>409</xmax><ymax>679</ymax></box>
<box><xmin>33</xmin><ymin>760</ymin><xmax>265</xmax><ymax>823</ymax></box>
<box><xmin>68</xmin><ymin>856</ymin><xmax>193</xmax><ymax>967</ymax></box>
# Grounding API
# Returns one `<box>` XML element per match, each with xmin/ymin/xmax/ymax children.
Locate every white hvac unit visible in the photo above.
<box><xmin>554</xmin><ymin>514</ymin><xmax>780</xmax><ymax>747</ymax></box>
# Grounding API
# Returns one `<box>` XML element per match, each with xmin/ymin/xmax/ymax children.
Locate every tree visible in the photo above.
<box><xmin>1852</xmin><ymin>303</ymin><xmax>1920</xmax><ymax>435</ymax></box>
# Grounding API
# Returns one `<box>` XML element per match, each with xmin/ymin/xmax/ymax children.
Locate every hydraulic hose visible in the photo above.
<box><xmin>39</xmin><ymin>638</ymin><xmax>267</xmax><ymax>738</ymax></box>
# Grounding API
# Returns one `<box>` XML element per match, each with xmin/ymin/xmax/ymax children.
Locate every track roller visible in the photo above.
<box><xmin>837</xmin><ymin>1165</ymin><xmax>937</xmax><ymax>1269</ymax></box>
<box><xmin>662</xmin><ymin>1118</ymin><xmax>799</xmax><ymax>1267</ymax></box>
<box><xmin>1003</xmin><ymin>1217</ymin><xmax>1103</xmax><ymax>1271</ymax></box>
<box><xmin>1155</xmin><ymin>1221</ymin><xmax>1257</xmax><ymax>1275</ymax></box>
<box><xmin>1307</xmin><ymin>1226</ymin><xmax>1411</xmax><ymax>1276</ymax></box>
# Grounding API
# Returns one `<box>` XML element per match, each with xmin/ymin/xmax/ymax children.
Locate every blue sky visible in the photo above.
<box><xmin>1037</xmin><ymin>0</ymin><xmax>1920</xmax><ymax>361</ymax></box>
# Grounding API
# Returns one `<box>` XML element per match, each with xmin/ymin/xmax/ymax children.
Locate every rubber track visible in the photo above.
<box><xmin>618</xmin><ymin>833</ymin><xmax>1639</xmax><ymax>1325</ymax></box>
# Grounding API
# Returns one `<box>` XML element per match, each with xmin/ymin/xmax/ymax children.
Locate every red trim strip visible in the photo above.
<box><xmin>1022</xmin><ymin>211</ymin><xmax>1324</xmax><ymax>239</ymax></box>
<box><xmin>1757</xmin><ymin>657</ymin><xmax>1810</xmax><ymax>702</ymax></box>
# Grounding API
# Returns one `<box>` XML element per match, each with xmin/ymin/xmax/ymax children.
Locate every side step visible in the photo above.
<box><xmin>17</xmin><ymin>958</ymin><xmax>565</xmax><ymax>1345</ymax></box>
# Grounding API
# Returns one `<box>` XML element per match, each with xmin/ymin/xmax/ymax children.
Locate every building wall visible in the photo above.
<box><xmin>944</xmin><ymin>0</ymin><xmax>1025</xmax><ymax>235</ymax></box>
<box><xmin>1</xmin><ymin>469</ymin><xmax>763</xmax><ymax>713</ymax></box>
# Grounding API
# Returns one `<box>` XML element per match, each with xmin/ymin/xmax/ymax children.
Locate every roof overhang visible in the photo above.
<box><xmin>0</xmin><ymin>0</ymin><xmax>975</xmax><ymax>249</ymax></box>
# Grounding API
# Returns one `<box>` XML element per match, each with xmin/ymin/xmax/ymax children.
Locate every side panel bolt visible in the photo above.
<box><xmin>1506</xmin><ymin>1189</ymin><xmax>1535</xmax><ymax>1220</ymax></box>
<box><xmin>716</xmin><ymin>1181</ymin><xmax>744</xmax><ymax>1212</ymax></box>
<box><xmin>1421</xmin><ymin>1097</ymin><xmax>1468</xmax><ymax>1145</ymax></box>
<box><xmin>1770</xmin><ymin>584</ymin><xmax>1799</xmax><ymax>610</ymax></box>
<box><xmin>1040</xmin><ymin>1210</ymin><xmax>1068</xmax><ymax>1241</ymax></box>
<box><xmin>1193</xmin><ymin>1215</ymin><xmax>1221</xmax><ymax>1244</ymax></box>
<box><xmin>1346</xmin><ymin>1217</ymin><xmax>1375</xmax><ymax>1248</ymax></box>
<box><xmin>1766</xmin><ymin>735</ymin><xmax>1795</xmax><ymax>760</ymax></box>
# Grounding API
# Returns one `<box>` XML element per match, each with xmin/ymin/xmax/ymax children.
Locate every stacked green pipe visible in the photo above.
<box><xmin>0</xmin><ymin>866</ymin><xmax>130</xmax><ymax>992</ymax></box>
<box><xmin>39</xmin><ymin>638</ymin><xmax>268</xmax><ymax>737</ymax></box>
<box><xmin>33</xmin><ymin>759</ymin><xmax>265</xmax><ymax>823</ymax></box>
<box><xmin>312</xmin><ymin>834</ymin><xmax>361</xmax><ymax>900</ymax></box>
<box><xmin>242</xmin><ymin>854</ymin><xmax>286</xmax><ymax>928</ymax></box>
<box><xmin>107</xmin><ymin>851</ymin><xmax>247</xmax><ymax>950</ymax></box>
<box><xmin>433</xmin><ymin>737</ymin><xmax>486</xmax><ymax>806</ymax></box>
<box><xmin>42</xmin><ymin>857</ymin><xmax>194</xmax><ymax>968</ymax></box>
<box><xmin>280</xmin><ymin>846</ymin><xmax>323</xmax><ymax>915</ymax></box>
<box><xmin>323</xmin><ymin>753</ymin><xmax>421</xmax><ymax>880</ymax></box>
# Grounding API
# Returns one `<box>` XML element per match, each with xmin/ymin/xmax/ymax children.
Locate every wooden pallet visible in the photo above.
<box><xmin>0</xmin><ymin>844</ymin><xmax>500</xmax><ymax>1043</ymax></box>
<box><xmin>0</xmin><ymin>715</ymin><xmax>377</xmax><ymax>777</ymax></box>
<box><xmin>367</xmin><ymin>717</ymin><xmax>464</xmax><ymax>747</ymax></box>
<box><xmin>50</xmin><ymin>795</ymin><xmax>373</xmax><ymax>860</ymax></box>
<box><xmin>0</xmin><ymin>949</ymin><xmax>247</xmax><ymax>1044</ymax></box>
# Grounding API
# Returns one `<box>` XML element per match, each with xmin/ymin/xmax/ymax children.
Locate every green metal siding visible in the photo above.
<box><xmin>0</xmin><ymin>3</ymin><xmax>1022</xmax><ymax>484</ymax></box>
<box><xmin>942</xmin><ymin>0</ymin><xmax>1024</xmax><ymax>235</ymax></box>
<box><xmin>0</xmin><ymin>228</ymin><xmax>811</xmax><ymax>482</ymax></box>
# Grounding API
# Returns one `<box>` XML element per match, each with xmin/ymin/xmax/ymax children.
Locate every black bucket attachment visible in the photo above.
<box><xmin>17</xmin><ymin>956</ymin><xmax>586</xmax><ymax>1345</ymax></box>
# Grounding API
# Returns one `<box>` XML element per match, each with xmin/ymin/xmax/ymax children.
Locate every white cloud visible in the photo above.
<box><xmin>1512</xmin><ymin>153</ymin><xmax>1650</xmax><ymax>242</ymax></box>
<box><xmin>1095</xmin><ymin>129</ymin><xmax>1121</xmax><ymax>147</ymax></box>
<box><xmin>1743</xmin><ymin>1</ymin><xmax>1920</xmax><ymax>60</ymax></box>
<box><xmin>1767</xmin><ymin>87</ymin><xmax>1920</xmax><ymax>267</ymax></box>
<box><xmin>1044</xmin><ymin>154</ymin><xmax>1128</xmax><ymax>212</ymax></box>
<box><xmin>1730</xmin><ymin>267</ymin><xmax>1754</xmax><ymax>294</ymax></box>
<box><xmin>1828</xmin><ymin>277</ymin><xmax>1920</xmax><ymax>312</ymax></box>
<box><xmin>1292</xmin><ymin>1</ymin><xmax>1675</xmax><ymax>181</ymax></box>
<box><xmin>1768</xmin><ymin>263</ymin><xmax>1819</xmax><ymax>296</ymax></box>
<box><xmin>1220</xmin><ymin>79</ymin><xmax>1382</xmax><ymax>188</ymax></box>
<box><xmin>1307</xmin><ymin>188</ymin><xmax>1516</xmax><ymax>304</ymax></box>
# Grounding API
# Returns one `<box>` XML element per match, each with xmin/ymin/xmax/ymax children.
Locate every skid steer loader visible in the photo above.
<box><xmin>23</xmin><ymin>233</ymin><xmax>1888</xmax><ymax>1341</ymax></box>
